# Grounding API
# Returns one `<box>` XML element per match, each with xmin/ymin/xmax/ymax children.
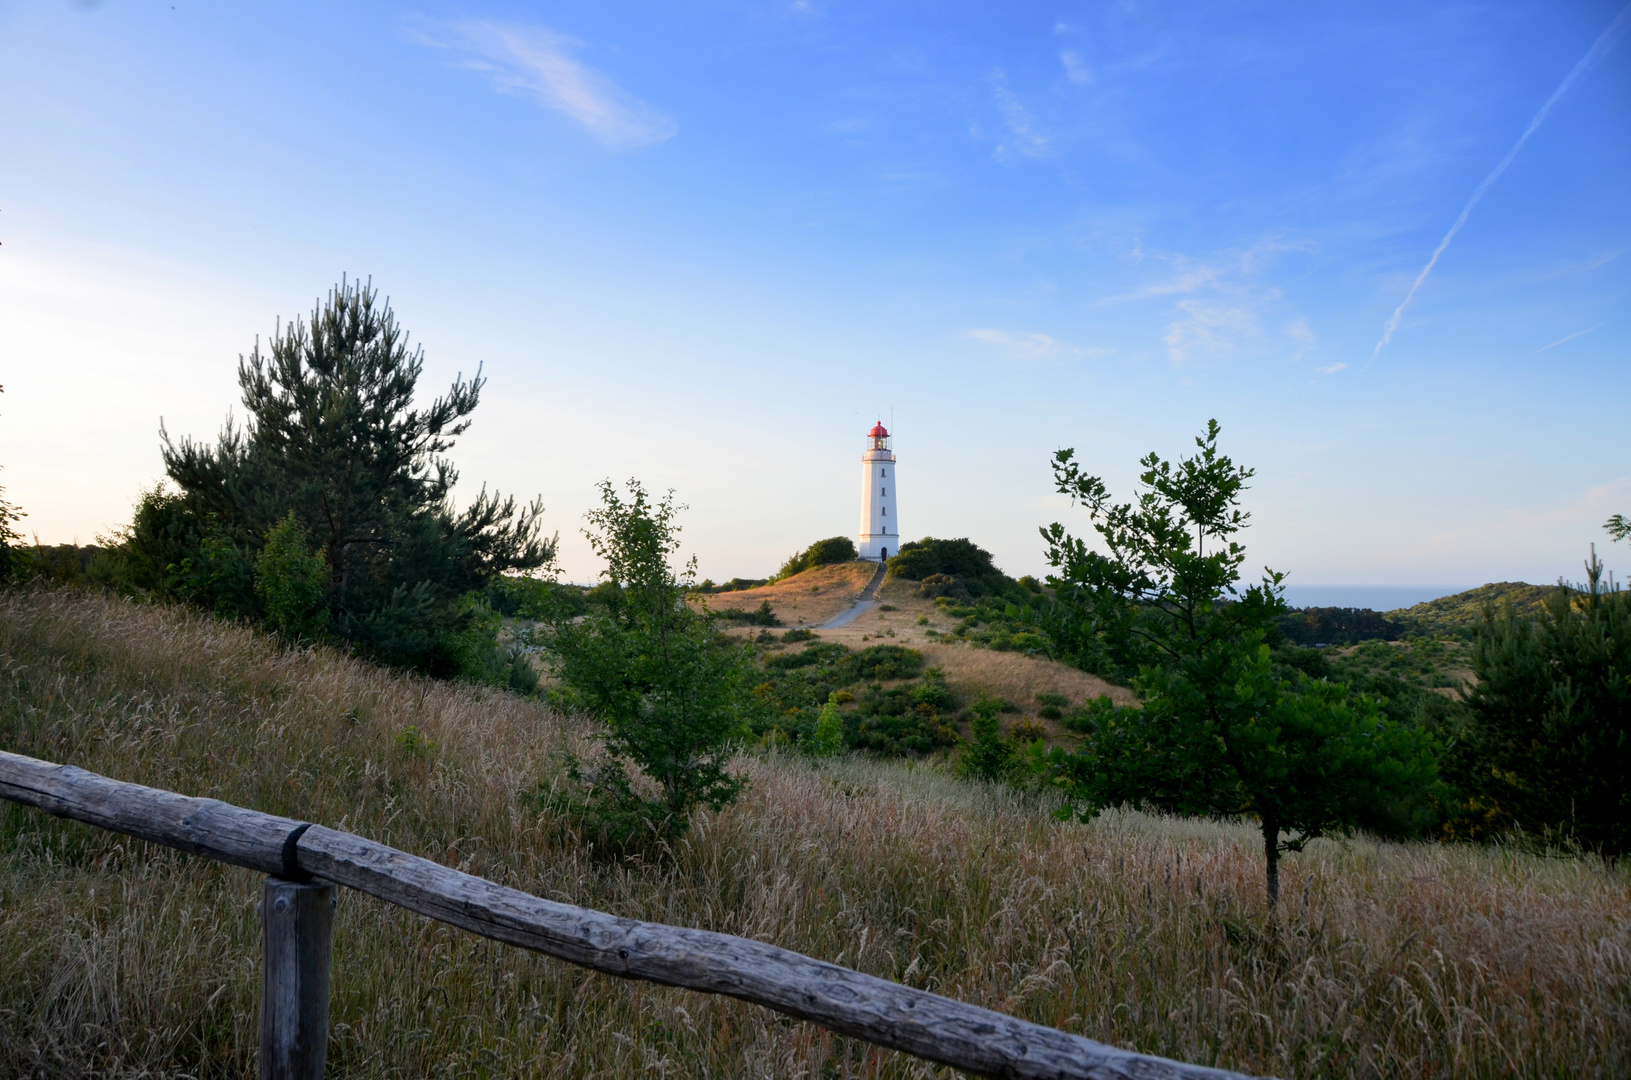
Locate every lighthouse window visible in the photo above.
<box><xmin>881</xmin><ymin>488</ymin><xmax>886</xmax><ymax>496</ymax></box>
<box><xmin>881</xmin><ymin>469</ymin><xmax>887</xmax><ymax>477</ymax></box>
<box><xmin>881</xmin><ymin>507</ymin><xmax>887</xmax><ymax>515</ymax></box>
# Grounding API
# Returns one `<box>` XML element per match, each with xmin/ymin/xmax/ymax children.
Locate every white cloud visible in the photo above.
<box><xmin>418</xmin><ymin>21</ymin><xmax>676</xmax><ymax>150</ymax></box>
<box><xmin>1317</xmin><ymin>362</ymin><xmax>1347</xmax><ymax>375</ymax></box>
<box><xmin>1060</xmin><ymin>50</ymin><xmax>1093</xmax><ymax>85</ymax></box>
<box><xmin>966</xmin><ymin>328</ymin><xmax>1109</xmax><ymax>360</ymax></box>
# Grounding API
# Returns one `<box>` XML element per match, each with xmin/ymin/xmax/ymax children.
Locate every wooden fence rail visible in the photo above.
<box><xmin>0</xmin><ymin>749</ymin><xmax>1263</xmax><ymax>1080</ymax></box>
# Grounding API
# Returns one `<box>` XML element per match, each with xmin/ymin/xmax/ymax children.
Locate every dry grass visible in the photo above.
<box><xmin>696</xmin><ymin>562</ymin><xmax>879</xmax><ymax>625</ymax></box>
<box><xmin>2</xmin><ymin>587</ymin><xmax>1628</xmax><ymax>1079</ymax></box>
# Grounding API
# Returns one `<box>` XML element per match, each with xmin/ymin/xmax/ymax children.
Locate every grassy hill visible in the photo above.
<box><xmin>1393</xmin><ymin>581</ymin><xmax>1561</xmax><ymax>638</ymax></box>
<box><xmin>2</xmin><ymin>588</ymin><xmax>1627</xmax><ymax>1078</ymax></box>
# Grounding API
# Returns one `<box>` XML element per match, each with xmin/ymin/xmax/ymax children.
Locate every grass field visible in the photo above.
<box><xmin>2</xmin><ymin>587</ymin><xmax>1628</xmax><ymax>1078</ymax></box>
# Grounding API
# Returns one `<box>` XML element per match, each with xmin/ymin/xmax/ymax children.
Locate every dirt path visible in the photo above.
<box><xmin>814</xmin><ymin>562</ymin><xmax>888</xmax><ymax>629</ymax></box>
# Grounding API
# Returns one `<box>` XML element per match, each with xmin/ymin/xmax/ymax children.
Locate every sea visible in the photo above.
<box><xmin>1277</xmin><ymin>585</ymin><xmax>1472</xmax><ymax>613</ymax></box>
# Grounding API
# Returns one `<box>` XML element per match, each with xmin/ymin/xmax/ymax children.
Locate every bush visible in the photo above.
<box><xmin>255</xmin><ymin>513</ymin><xmax>329</xmax><ymax>642</ymax></box>
<box><xmin>806</xmin><ymin>695</ymin><xmax>846</xmax><ymax>758</ymax></box>
<box><xmin>958</xmin><ymin>696</ymin><xmax>1019</xmax><ymax>781</ymax></box>
<box><xmin>781</xmin><ymin>628</ymin><xmax>817</xmax><ymax>643</ymax></box>
<box><xmin>1010</xmin><ymin>718</ymin><xmax>1047</xmax><ymax>742</ymax></box>
<box><xmin>777</xmin><ymin>536</ymin><xmax>858</xmax><ymax>579</ymax></box>
<box><xmin>544</xmin><ymin>481</ymin><xmax>751</xmax><ymax>834</ymax></box>
<box><xmin>840</xmin><ymin>644</ymin><xmax>923</xmax><ymax>682</ymax></box>
<box><xmin>887</xmin><ymin>538</ymin><xmax>1016</xmax><ymax>598</ymax></box>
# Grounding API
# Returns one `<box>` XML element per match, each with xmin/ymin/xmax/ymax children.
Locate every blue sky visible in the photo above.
<box><xmin>2</xmin><ymin>0</ymin><xmax>1628</xmax><ymax>588</ymax></box>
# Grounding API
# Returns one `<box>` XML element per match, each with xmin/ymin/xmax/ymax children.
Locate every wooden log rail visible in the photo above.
<box><xmin>0</xmin><ymin>749</ymin><xmax>1264</xmax><ymax>1080</ymax></box>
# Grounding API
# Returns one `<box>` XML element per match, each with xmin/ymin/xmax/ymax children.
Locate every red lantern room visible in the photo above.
<box><xmin>868</xmin><ymin>421</ymin><xmax>890</xmax><ymax>450</ymax></box>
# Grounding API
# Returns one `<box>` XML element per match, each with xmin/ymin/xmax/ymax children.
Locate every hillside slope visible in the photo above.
<box><xmin>1395</xmin><ymin>581</ymin><xmax>1561</xmax><ymax>637</ymax></box>
<box><xmin>1</xmin><ymin>588</ymin><xmax>1626</xmax><ymax>1078</ymax></box>
<box><xmin>695</xmin><ymin>560</ymin><xmax>879</xmax><ymax>625</ymax></box>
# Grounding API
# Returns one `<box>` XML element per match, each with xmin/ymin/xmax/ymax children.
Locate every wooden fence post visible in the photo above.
<box><xmin>260</xmin><ymin>877</ymin><xmax>336</xmax><ymax>1080</ymax></box>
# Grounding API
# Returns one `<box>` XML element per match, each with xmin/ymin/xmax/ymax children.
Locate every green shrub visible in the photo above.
<box><xmin>781</xmin><ymin>628</ymin><xmax>817</xmax><ymax>643</ymax></box>
<box><xmin>958</xmin><ymin>696</ymin><xmax>1019</xmax><ymax>781</ymax></box>
<box><xmin>840</xmin><ymin>644</ymin><xmax>923</xmax><ymax>682</ymax></box>
<box><xmin>255</xmin><ymin>513</ymin><xmax>329</xmax><ymax>642</ymax></box>
<box><xmin>806</xmin><ymin>695</ymin><xmax>846</xmax><ymax>758</ymax></box>
<box><xmin>544</xmin><ymin>480</ymin><xmax>751</xmax><ymax>834</ymax></box>
<box><xmin>777</xmin><ymin>536</ymin><xmax>858</xmax><ymax>578</ymax></box>
<box><xmin>887</xmin><ymin>538</ymin><xmax>1016</xmax><ymax>598</ymax></box>
<box><xmin>765</xmin><ymin>642</ymin><xmax>851</xmax><ymax>671</ymax></box>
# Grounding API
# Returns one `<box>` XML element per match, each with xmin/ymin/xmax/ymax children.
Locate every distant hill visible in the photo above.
<box><xmin>1277</xmin><ymin>581</ymin><xmax>1563</xmax><ymax>645</ymax></box>
<box><xmin>1393</xmin><ymin>582</ymin><xmax>1560</xmax><ymax>638</ymax></box>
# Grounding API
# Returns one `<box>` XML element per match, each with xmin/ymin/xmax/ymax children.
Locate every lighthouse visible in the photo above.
<box><xmin>858</xmin><ymin>422</ymin><xmax>898</xmax><ymax>561</ymax></box>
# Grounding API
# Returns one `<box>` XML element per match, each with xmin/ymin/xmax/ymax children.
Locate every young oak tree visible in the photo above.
<box><xmin>1032</xmin><ymin>421</ymin><xmax>1437</xmax><ymax>907</ymax></box>
<box><xmin>547</xmin><ymin>480</ymin><xmax>751</xmax><ymax>833</ymax></box>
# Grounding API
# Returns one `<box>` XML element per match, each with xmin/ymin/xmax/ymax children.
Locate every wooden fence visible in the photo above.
<box><xmin>0</xmin><ymin>749</ymin><xmax>1264</xmax><ymax>1080</ymax></box>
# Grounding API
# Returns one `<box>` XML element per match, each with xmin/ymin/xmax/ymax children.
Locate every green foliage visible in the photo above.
<box><xmin>118</xmin><ymin>280</ymin><xmax>553</xmax><ymax>675</ymax></box>
<box><xmin>255</xmin><ymin>513</ymin><xmax>329</xmax><ymax>641</ymax></box>
<box><xmin>1276</xmin><ymin>607</ymin><xmax>1403</xmax><ymax>646</ymax></box>
<box><xmin>781</xmin><ymin>628</ymin><xmax>817</xmax><ymax>644</ymax></box>
<box><xmin>395</xmin><ymin>724</ymin><xmax>436</xmax><ymax>760</ymax></box>
<box><xmin>887</xmin><ymin>537</ymin><xmax>1017</xmax><ymax>599</ymax></box>
<box><xmin>545</xmin><ymin>480</ymin><xmax>749</xmax><ymax>832</ymax></box>
<box><xmin>486</xmin><ymin>575</ymin><xmax>586</xmax><ymax>620</ymax></box>
<box><xmin>694</xmin><ymin>576</ymin><xmax>769</xmax><ymax>593</ymax></box>
<box><xmin>716</xmin><ymin>599</ymin><xmax>781</xmax><ymax>626</ymax></box>
<box><xmin>1606</xmin><ymin>513</ymin><xmax>1629</xmax><ymax>543</ymax></box>
<box><xmin>748</xmin><ymin>644</ymin><xmax>952</xmax><ymax>755</ymax></box>
<box><xmin>0</xmin><ymin>486</ymin><xmax>24</xmax><ymax>585</ymax></box>
<box><xmin>1457</xmin><ymin>550</ymin><xmax>1630</xmax><ymax>854</ymax></box>
<box><xmin>806</xmin><ymin>695</ymin><xmax>846</xmax><ymax>758</ymax></box>
<box><xmin>935</xmin><ymin>595</ymin><xmax>1049</xmax><ymax>653</ymax></box>
<box><xmin>777</xmin><ymin>536</ymin><xmax>858</xmax><ymax>578</ymax></box>
<box><xmin>1033</xmin><ymin>421</ymin><xmax>1437</xmax><ymax>906</ymax></box>
<box><xmin>1392</xmin><ymin>583</ymin><xmax>1560</xmax><ymax>640</ymax></box>
<box><xmin>958</xmin><ymin>696</ymin><xmax>1019</xmax><ymax>781</ymax></box>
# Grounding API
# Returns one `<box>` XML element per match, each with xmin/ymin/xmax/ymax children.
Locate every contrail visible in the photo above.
<box><xmin>1372</xmin><ymin>3</ymin><xmax>1631</xmax><ymax>360</ymax></box>
<box><xmin>1534</xmin><ymin>321</ymin><xmax>1607</xmax><ymax>354</ymax></box>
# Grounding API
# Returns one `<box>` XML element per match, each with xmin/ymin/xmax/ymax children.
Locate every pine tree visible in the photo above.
<box><xmin>139</xmin><ymin>279</ymin><xmax>554</xmax><ymax>672</ymax></box>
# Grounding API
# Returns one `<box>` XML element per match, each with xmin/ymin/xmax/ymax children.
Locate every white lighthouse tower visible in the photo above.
<box><xmin>858</xmin><ymin>421</ymin><xmax>898</xmax><ymax>561</ymax></box>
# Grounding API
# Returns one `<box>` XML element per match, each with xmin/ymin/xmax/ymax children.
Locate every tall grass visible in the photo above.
<box><xmin>1</xmin><ymin>587</ymin><xmax>1627</xmax><ymax>1079</ymax></box>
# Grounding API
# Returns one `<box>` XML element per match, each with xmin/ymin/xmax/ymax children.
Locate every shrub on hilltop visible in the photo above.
<box><xmin>887</xmin><ymin>537</ymin><xmax>1017</xmax><ymax>599</ymax></box>
<box><xmin>776</xmin><ymin>536</ymin><xmax>858</xmax><ymax>579</ymax></box>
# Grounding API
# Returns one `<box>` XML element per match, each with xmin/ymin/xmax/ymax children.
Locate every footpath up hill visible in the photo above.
<box><xmin>695</xmin><ymin>561</ymin><xmax>878</xmax><ymax>626</ymax></box>
<box><xmin>4</xmin><ymin>589</ymin><xmax>1627</xmax><ymax>1078</ymax></box>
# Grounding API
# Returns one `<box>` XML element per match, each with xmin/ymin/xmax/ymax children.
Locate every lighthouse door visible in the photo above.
<box><xmin>881</xmin><ymin>547</ymin><xmax>888</xmax><ymax>559</ymax></box>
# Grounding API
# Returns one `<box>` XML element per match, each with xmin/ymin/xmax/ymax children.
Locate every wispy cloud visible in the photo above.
<box><xmin>413</xmin><ymin>21</ymin><xmax>676</xmax><ymax>149</ymax></box>
<box><xmin>1163</xmin><ymin>301</ymin><xmax>1256</xmax><ymax>363</ymax></box>
<box><xmin>1534</xmin><ymin>321</ymin><xmax>1607</xmax><ymax>354</ymax></box>
<box><xmin>1372</xmin><ymin>3</ymin><xmax>1631</xmax><ymax>360</ymax></box>
<box><xmin>1060</xmin><ymin>50</ymin><xmax>1093</xmax><ymax>85</ymax></box>
<box><xmin>965</xmin><ymin>328</ymin><xmax>1109</xmax><ymax>360</ymax></box>
<box><xmin>1089</xmin><ymin>237</ymin><xmax>1317</xmax><ymax>365</ymax></box>
<box><xmin>1317</xmin><ymin>362</ymin><xmax>1347</xmax><ymax>375</ymax></box>
<box><xmin>1286</xmin><ymin>318</ymin><xmax>1316</xmax><ymax>361</ymax></box>
<box><xmin>990</xmin><ymin>70</ymin><xmax>1053</xmax><ymax>162</ymax></box>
